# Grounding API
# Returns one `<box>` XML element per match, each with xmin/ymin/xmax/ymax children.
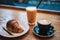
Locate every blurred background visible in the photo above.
<box><xmin>0</xmin><ymin>0</ymin><xmax>60</xmax><ymax>11</ymax></box>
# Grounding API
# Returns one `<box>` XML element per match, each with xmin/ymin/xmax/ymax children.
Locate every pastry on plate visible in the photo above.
<box><xmin>6</xmin><ymin>20</ymin><xmax>23</xmax><ymax>33</ymax></box>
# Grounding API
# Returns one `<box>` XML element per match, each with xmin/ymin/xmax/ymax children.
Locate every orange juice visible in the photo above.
<box><xmin>26</xmin><ymin>7</ymin><xmax>37</xmax><ymax>25</ymax></box>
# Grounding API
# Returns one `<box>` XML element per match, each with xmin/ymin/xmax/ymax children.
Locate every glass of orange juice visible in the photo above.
<box><xmin>26</xmin><ymin>6</ymin><xmax>37</xmax><ymax>25</ymax></box>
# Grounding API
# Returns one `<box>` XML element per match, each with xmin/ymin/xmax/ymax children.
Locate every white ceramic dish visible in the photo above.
<box><xmin>0</xmin><ymin>9</ymin><xmax>29</xmax><ymax>37</ymax></box>
<box><xmin>0</xmin><ymin>24</ymin><xmax>29</xmax><ymax>37</ymax></box>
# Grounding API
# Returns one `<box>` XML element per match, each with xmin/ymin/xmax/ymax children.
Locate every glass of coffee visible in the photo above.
<box><xmin>26</xmin><ymin>6</ymin><xmax>37</xmax><ymax>25</ymax></box>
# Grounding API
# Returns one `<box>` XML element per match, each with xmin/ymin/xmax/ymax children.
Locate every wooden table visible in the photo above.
<box><xmin>0</xmin><ymin>6</ymin><xmax>60</xmax><ymax>40</ymax></box>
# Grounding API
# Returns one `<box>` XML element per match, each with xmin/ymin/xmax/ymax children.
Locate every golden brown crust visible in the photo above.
<box><xmin>6</xmin><ymin>20</ymin><xmax>23</xmax><ymax>33</ymax></box>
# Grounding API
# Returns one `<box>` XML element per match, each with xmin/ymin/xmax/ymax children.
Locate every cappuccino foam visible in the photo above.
<box><xmin>38</xmin><ymin>20</ymin><xmax>51</xmax><ymax>25</ymax></box>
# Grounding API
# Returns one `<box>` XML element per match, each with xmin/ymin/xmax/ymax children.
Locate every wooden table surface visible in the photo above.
<box><xmin>0</xmin><ymin>7</ymin><xmax>60</xmax><ymax>40</ymax></box>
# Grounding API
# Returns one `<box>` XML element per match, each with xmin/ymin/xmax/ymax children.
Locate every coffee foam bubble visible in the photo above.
<box><xmin>26</xmin><ymin>6</ymin><xmax>37</xmax><ymax>11</ymax></box>
<box><xmin>38</xmin><ymin>20</ymin><xmax>51</xmax><ymax>25</ymax></box>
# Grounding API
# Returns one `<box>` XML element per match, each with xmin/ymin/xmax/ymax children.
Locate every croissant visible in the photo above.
<box><xmin>6</xmin><ymin>20</ymin><xmax>23</xmax><ymax>33</ymax></box>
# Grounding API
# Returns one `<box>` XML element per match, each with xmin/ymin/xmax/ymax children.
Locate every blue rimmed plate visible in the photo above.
<box><xmin>33</xmin><ymin>26</ymin><xmax>55</xmax><ymax>37</ymax></box>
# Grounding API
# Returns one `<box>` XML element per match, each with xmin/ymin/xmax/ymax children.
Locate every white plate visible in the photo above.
<box><xmin>0</xmin><ymin>9</ymin><xmax>29</xmax><ymax>37</ymax></box>
<box><xmin>0</xmin><ymin>25</ymin><xmax>29</xmax><ymax>37</ymax></box>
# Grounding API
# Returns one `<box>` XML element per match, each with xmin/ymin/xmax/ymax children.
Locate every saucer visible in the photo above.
<box><xmin>33</xmin><ymin>26</ymin><xmax>55</xmax><ymax>37</ymax></box>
